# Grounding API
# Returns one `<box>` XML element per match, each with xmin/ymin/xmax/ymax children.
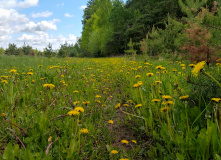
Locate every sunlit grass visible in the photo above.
<box><xmin>0</xmin><ymin>55</ymin><xmax>221</xmax><ymax>159</ymax></box>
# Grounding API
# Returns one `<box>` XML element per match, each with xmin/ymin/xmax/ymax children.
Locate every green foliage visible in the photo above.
<box><xmin>58</xmin><ymin>42</ymin><xmax>78</xmax><ymax>57</ymax></box>
<box><xmin>0</xmin><ymin>47</ymin><xmax>5</xmax><ymax>55</ymax></box>
<box><xmin>22</xmin><ymin>43</ymin><xmax>33</xmax><ymax>55</ymax></box>
<box><xmin>5</xmin><ymin>43</ymin><xmax>19</xmax><ymax>55</ymax></box>
<box><xmin>43</xmin><ymin>43</ymin><xmax>55</xmax><ymax>58</ymax></box>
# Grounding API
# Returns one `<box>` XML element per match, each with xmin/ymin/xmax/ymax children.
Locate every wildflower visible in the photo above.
<box><xmin>152</xmin><ymin>99</ymin><xmax>160</xmax><ymax>103</ymax></box>
<box><xmin>179</xmin><ymin>95</ymin><xmax>189</xmax><ymax>100</ymax></box>
<box><xmin>155</xmin><ymin>81</ymin><xmax>162</xmax><ymax>84</ymax></box>
<box><xmin>162</xmin><ymin>101</ymin><xmax>174</xmax><ymax>105</ymax></box>
<box><xmin>173</xmin><ymin>69</ymin><xmax>177</xmax><ymax>72</ymax></box>
<box><xmin>1</xmin><ymin>113</ymin><xmax>6</xmax><ymax>117</ymax></box>
<box><xmin>95</xmin><ymin>99</ymin><xmax>101</xmax><ymax>104</ymax></box>
<box><xmin>127</xmin><ymin>100</ymin><xmax>133</xmax><ymax>104</ymax></box>
<box><xmin>156</xmin><ymin>65</ymin><xmax>163</xmax><ymax>70</ymax></box>
<box><xmin>162</xmin><ymin>95</ymin><xmax>172</xmax><ymax>100</ymax></box>
<box><xmin>123</xmin><ymin>104</ymin><xmax>129</xmax><ymax>107</ymax></box>
<box><xmin>111</xmin><ymin>150</ymin><xmax>118</xmax><ymax>154</ymax></box>
<box><xmin>27</xmin><ymin>72</ymin><xmax>33</xmax><ymax>75</ymax></box>
<box><xmin>192</xmin><ymin>61</ymin><xmax>206</xmax><ymax>77</ymax></box>
<box><xmin>132</xmin><ymin>140</ymin><xmax>137</xmax><ymax>144</ymax></box>
<box><xmin>96</xmin><ymin>95</ymin><xmax>101</xmax><ymax>98</ymax></box>
<box><xmin>74</xmin><ymin>107</ymin><xmax>84</xmax><ymax>113</ymax></box>
<box><xmin>133</xmin><ymin>81</ymin><xmax>143</xmax><ymax>88</ymax></box>
<box><xmin>119</xmin><ymin>158</ymin><xmax>129</xmax><ymax>160</ymax></box>
<box><xmin>43</xmin><ymin>84</ymin><xmax>55</xmax><ymax>90</ymax></box>
<box><xmin>83</xmin><ymin>101</ymin><xmax>90</xmax><ymax>105</ymax></box>
<box><xmin>61</xmin><ymin>74</ymin><xmax>64</xmax><ymax>77</ymax></box>
<box><xmin>29</xmin><ymin>69</ymin><xmax>33</xmax><ymax>72</ymax></box>
<box><xmin>108</xmin><ymin>120</ymin><xmax>114</xmax><ymax>124</ymax></box>
<box><xmin>80</xmin><ymin>128</ymin><xmax>89</xmax><ymax>134</ymax></box>
<box><xmin>135</xmin><ymin>104</ymin><xmax>142</xmax><ymax>108</ymax></box>
<box><xmin>68</xmin><ymin>110</ymin><xmax>80</xmax><ymax>116</ymax></box>
<box><xmin>73</xmin><ymin>90</ymin><xmax>79</xmax><ymax>93</ymax></box>
<box><xmin>211</xmin><ymin>98</ymin><xmax>221</xmax><ymax>103</ymax></box>
<box><xmin>188</xmin><ymin>64</ymin><xmax>194</xmax><ymax>68</ymax></box>
<box><xmin>146</xmin><ymin>73</ymin><xmax>154</xmax><ymax>77</ymax></box>
<box><xmin>9</xmin><ymin>69</ymin><xmax>17</xmax><ymax>74</ymax></box>
<box><xmin>48</xmin><ymin>136</ymin><xmax>52</xmax><ymax>142</ymax></box>
<box><xmin>135</xmin><ymin>75</ymin><xmax>141</xmax><ymax>79</ymax></box>
<box><xmin>1</xmin><ymin>80</ymin><xmax>8</xmax><ymax>84</ymax></box>
<box><xmin>121</xmin><ymin>140</ymin><xmax>129</xmax><ymax>144</ymax></box>
<box><xmin>160</xmin><ymin>107</ymin><xmax>170</xmax><ymax>113</ymax></box>
<box><xmin>32</xmin><ymin>80</ymin><xmax>35</xmax><ymax>83</ymax></box>
<box><xmin>180</xmin><ymin>64</ymin><xmax>185</xmax><ymax>67</ymax></box>
<box><xmin>73</xmin><ymin>101</ymin><xmax>80</xmax><ymax>105</ymax></box>
<box><xmin>38</xmin><ymin>65</ymin><xmax>42</xmax><ymax>68</ymax></box>
<box><xmin>115</xmin><ymin>103</ymin><xmax>121</xmax><ymax>108</ymax></box>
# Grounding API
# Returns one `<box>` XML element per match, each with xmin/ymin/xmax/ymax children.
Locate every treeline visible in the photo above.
<box><xmin>80</xmin><ymin>0</ymin><xmax>221</xmax><ymax>60</ymax></box>
<box><xmin>0</xmin><ymin>40</ymin><xmax>82</xmax><ymax>58</ymax></box>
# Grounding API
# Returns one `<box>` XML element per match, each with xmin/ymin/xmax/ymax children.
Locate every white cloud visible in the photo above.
<box><xmin>79</xmin><ymin>5</ymin><xmax>87</xmax><ymax>10</ymax></box>
<box><xmin>0</xmin><ymin>0</ymin><xmax>39</xmax><ymax>8</ymax></box>
<box><xmin>16</xmin><ymin>33</ymin><xmax>78</xmax><ymax>50</ymax></box>
<box><xmin>64</xmin><ymin>13</ymin><xmax>74</xmax><ymax>18</ymax></box>
<box><xmin>0</xmin><ymin>7</ymin><xmax>59</xmax><ymax>45</ymax></box>
<box><xmin>31</xmin><ymin>11</ymin><xmax>53</xmax><ymax>18</ymax></box>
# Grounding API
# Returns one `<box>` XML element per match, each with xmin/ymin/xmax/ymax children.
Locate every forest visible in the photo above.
<box><xmin>1</xmin><ymin>0</ymin><xmax>220</xmax><ymax>59</ymax></box>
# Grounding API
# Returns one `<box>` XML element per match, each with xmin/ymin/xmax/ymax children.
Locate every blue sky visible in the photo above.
<box><xmin>0</xmin><ymin>0</ymin><xmax>126</xmax><ymax>50</ymax></box>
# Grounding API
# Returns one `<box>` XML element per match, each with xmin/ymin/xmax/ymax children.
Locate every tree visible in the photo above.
<box><xmin>43</xmin><ymin>43</ymin><xmax>55</xmax><ymax>58</ymax></box>
<box><xmin>5</xmin><ymin>43</ymin><xmax>19</xmax><ymax>55</ymax></box>
<box><xmin>0</xmin><ymin>47</ymin><xmax>5</xmax><ymax>55</ymax></box>
<box><xmin>22</xmin><ymin>43</ymin><xmax>33</xmax><ymax>55</ymax></box>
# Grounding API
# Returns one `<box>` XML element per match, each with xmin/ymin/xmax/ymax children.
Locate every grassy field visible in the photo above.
<box><xmin>0</xmin><ymin>55</ymin><xmax>221</xmax><ymax>160</ymax></box>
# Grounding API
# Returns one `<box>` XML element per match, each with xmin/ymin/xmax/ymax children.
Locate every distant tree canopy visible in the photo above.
<box><xmin>80</xmin><ymin>0</ymin><xmax>183</xmax><ymax>57</ymax></box>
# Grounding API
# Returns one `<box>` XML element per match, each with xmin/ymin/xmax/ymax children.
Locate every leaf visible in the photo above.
<box><xmin>3</xmin><ymin>142</ymin><xmax>15</xmax><ymax>160</ymax></box>
<box><xmin>176</xmin><ymin>153</ymin><xmax>185</xmax><ymax>160</ymax></box>
<box><xmin>215</xmin><ymin>154</ymin><xmax>221</xmax><ymax>160</ymax></box>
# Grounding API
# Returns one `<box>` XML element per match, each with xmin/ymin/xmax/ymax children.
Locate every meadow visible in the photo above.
<box><xmin>1</xmin><ymin>55</ymin><xmax>221</xmax><ymax>160</ymax></box>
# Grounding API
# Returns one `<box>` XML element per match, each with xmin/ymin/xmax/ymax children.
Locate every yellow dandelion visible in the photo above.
<box><xmin>160</xmin><ymin>107</ymin><xmax>170</xmax><ymax>113</ymax></box>
<box><xmin>9</xmin><ymin>69</ymin><xmax>17</xmax><ymax>74</ymax></box>
<box><xmin>179</xmin><ymin>95</ymin><xmax>189</xmax><ymax>100</ymax></box>
<box><xmin>80</xmin><ymin>128</ymin><xmax>88</xmax><ymax>134</ymax></box>
<box><xmin>152</xmin><ymin>99</ymin><xmax>160</xmax><ymax>103</ymax></box>
<box><xmin>146</xmin><ymin>73</ymin><xmax>154</xmax><ymax>77</ymax></box>
<box><xmin>96</xmin><ymin>95</ymin><xmax>101</xmax><ymax>98</ymax></box>
<box><xmin>121</xmin><ymin>140</ymin><xmax>129</xmax><ymax>144</ymax></box>
<box><xmin>192</xmin><ymin>61</ymin><xmax>206</xmax><ymax>76</ymax></box>
<box><xmin>135</xmin><ymin>104</ymin><xmax>142</xmax><ymax>108</ymax></box>
<box><xmin>127</xmin><ymin>100</ymin><xmax>133</xmax><ymax>104</ymax></box>
<box><xmin>162</xmin><ymin>95</ymin><xmax>172</xmax><ymax>100</ymax></box>
<box><xmin>68</xmin><ymin>110</ymin><xmax>80</xmax><ymax>116</ymax></box>
<box><xmin>132</xmin><ymin>140</ymin><xmax>137</xmax><ymax>144</ymax></box>
<box><xmin>111</xmin><ymin>150</ymin><xmax>118</xmax><ymax>154</ymax></box>
<box><xmin>1</xmin><ymin>113</ymin><xmax>6</xmax><ymax>117</ymax></box>
<box><xmin>108</xmin><ymin>120</ymin><xmax>114</xmax><ymax>124</ymax></box>
<box><xmin>211</xmin><ymin>98</ymin><xmax>221</xmax><ymax>103</ymax></box>
<box><xmin>73</xmin><ymin>90</ymin><xmax>79</xmax><ymax>93</ymax></box>
<box><xmin>1</xmin><ymin>80</ymin><xmax>8</xmax><ymax>84</ymax></box>
<box><xmin>73</xmin><ymin>101</ymin><xmax>80</xmax><ymax>105</ymax></box>
<box><xmin>162</xmin><ymin>101</ymin><xmax>174</xmax><ymax>105</ymax></box>
<box><xmin>115</xmin><ymin>103</ymin><xmax>121</xmax><ymax>108</ymax></box>
<box><xmin>135</xmin><ymin>75</ymin><xmax>141</xmax><ymax>79</ymax></box>
<box><xmin>48</xmin><ymin>136</ymin><xmax>52</xmax><ymax>142</ymax></box>
<box><xmin>43</xmin><ymin>84</ymin><xmax>55</xmax><ymax>90</ymax></box>
<box><xmin>123</xmin><ymin>104</ymin><xmax>129</xmax><ymax>107</ymax></box>
<box><xmin>83</xmin><ymin>101</ymin><xmax>90</xmax><ymax>105</ymax></box>
<box><xmin>27</xmin><ymin>72</ymin><xmax>33</xmax><ymax>75</ymax></box>
<box><xmin>95</xmin><ymin>99</ymin><xmax>101</xmax><ymax>103</ymax></box>
<box><xmin>74</xmin><ymin>107</ymin><xmax>84</xmax><ymax>113</ymax></box>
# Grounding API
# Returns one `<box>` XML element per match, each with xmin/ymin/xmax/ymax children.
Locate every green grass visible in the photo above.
<box><xmin>0</xmin><ymin>55</ymin><xmax>221</xmax><ymax>160</ymax></box>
